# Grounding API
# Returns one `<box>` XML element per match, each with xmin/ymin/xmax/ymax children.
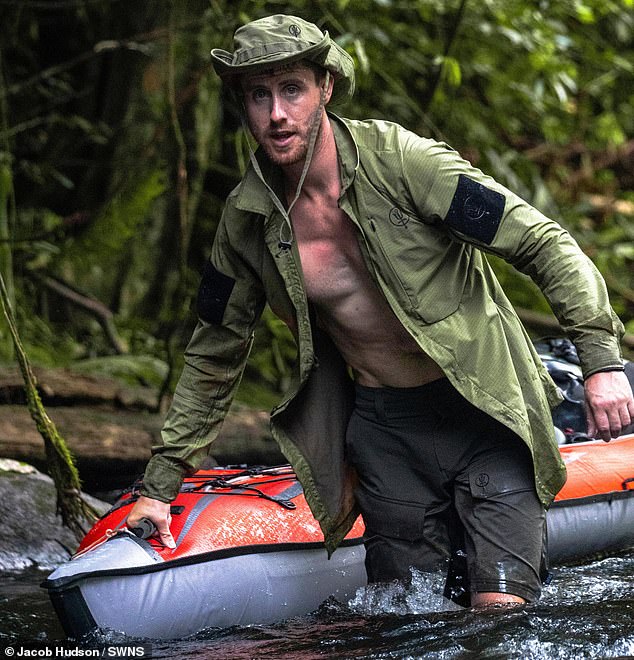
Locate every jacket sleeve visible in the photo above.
<box><xmin>398</xmin><ymin>131</ymin><xmax>624</xmax><ymax>377</ymax></box>
<box><xmin>141</xmin><ymin>211</ymin><xmax>266</xmax><ymax>502</ymax></box>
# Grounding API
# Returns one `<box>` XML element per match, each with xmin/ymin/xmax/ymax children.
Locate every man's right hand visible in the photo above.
<box><xmin>126</xmin><ymin>495</ymin><xmax>176</xmax><ymax>549</ymax></box>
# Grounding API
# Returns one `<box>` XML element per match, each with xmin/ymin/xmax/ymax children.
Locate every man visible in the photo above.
<box><xmin>128</xmin><ymin>14</ymin><xmax>634</xmax><ymax>607</ymax></box>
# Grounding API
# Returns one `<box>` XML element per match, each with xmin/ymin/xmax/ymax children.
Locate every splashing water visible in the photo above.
<box><xmin>348</xmin><ymin>568</ymin><xmax>462</xmax><ymax>617</ymax></box>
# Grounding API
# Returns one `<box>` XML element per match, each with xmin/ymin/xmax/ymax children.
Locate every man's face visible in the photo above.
<box><xmin>241</xmin><ymin>63</ymin><xmax>330</xmax><ymax>168</ymax></box>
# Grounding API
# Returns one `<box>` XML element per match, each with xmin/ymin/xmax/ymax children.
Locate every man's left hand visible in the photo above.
<box><xmin>584</xmin><ymin>370</ymin><xmax>634</xmax><ymax>442</ymax></box>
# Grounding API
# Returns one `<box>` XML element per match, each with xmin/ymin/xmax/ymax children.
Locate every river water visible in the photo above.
<box><xmin>1</xmin><ymin>551</ymin><xmax>633</xmax><ymax>659</ymax></box>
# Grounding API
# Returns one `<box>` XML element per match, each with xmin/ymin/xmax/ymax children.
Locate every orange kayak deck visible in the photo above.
<box><xmin>556</xmin><ymin>434</ymin><xmax>634</xmax><ymax>501</ymax></box>
<box><xmin>76</xmin><ymin>465</ymin><xmax>365</xmax><ymax>561</ymax></box>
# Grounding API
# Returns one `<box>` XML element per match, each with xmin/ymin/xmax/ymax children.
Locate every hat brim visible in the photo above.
<box><xmin>211</xmin><ymin>34</ymin><xmax>330</xmax><ymax>78</ymax></box>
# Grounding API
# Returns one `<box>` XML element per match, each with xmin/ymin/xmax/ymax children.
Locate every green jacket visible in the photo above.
<box><xmin>141</xmin><ymin>115</ymin><xmax>624</xmax><ymax>554</ymax></box>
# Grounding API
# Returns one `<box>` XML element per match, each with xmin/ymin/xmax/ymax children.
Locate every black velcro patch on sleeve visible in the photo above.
<box><xmin>196</xmin><ymin>260</ymin><xmax>236</xmax><ymax>324</ymax></box>
<box><xmin>445</xmin><ymin>174</ymin><xmax>505</xmax><ymax>245</ymax></box>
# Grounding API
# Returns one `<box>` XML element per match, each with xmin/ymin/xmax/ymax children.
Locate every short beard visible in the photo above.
<box><xmin>264</xmin><ymin>104</ymin><xmax>324</xmax><ymax>168</ymax></box>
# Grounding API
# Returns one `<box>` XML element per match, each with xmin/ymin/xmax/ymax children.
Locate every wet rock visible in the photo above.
<box><xmin>0</xmin><ymin>459</ymin><xmax>109</xmax><ymax>572</ymax></box>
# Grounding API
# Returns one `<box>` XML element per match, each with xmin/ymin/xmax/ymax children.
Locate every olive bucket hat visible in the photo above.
<box><xmin>210</xmin><ymin>14</ymin><xmax>355</xmax><ymax>105</ymax></box>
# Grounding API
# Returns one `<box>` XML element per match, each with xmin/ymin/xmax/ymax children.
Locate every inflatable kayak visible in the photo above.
<box><xmin>44</xmin><ymin>436</ymin><xmax>634</xmax><ymax>640</ymax></box>
<box><xmin>44</xmin><ymin>465</ymin><xmax>367</xmax><ymax>639</ymax></box>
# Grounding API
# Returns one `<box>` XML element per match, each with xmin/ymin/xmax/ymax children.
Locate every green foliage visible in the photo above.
<box><xmin>71</xmin><ymin>354</ymin><xmax>169</xmax><ymax>389</ymax></box>
<box><xmin>61</xmin><ymin>169</ymin><xmax>166</xmax><ymax>308</ymax></box>
<box><xmin>0</xmin><ymin>155</ymin><xmax>14</xmax><ymax>361</ymax></box>
<box><xmin>8</xmin><ymin>310</ymin><xmax>81</xmax><ymax>368</ymax></box>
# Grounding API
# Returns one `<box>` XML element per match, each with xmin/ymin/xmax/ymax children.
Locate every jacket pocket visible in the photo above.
<box><xmin>356</xmin><ymin>182</ymin><xmax>469</xmax><ymax>324</ymax></box>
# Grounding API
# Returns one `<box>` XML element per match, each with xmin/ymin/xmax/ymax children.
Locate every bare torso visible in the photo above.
<box><xmin>289</xmin><ymin>183</ymin><xmax>444</xmax><ymax>388</ymax></box>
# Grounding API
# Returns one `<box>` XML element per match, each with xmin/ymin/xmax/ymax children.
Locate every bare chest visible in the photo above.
<box><xmin>291</xmin><ymin>203</ymin><xmax>366</xmax><ymax>304</ymax></box>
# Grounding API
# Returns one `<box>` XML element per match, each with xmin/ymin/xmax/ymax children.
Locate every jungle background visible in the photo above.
<box><xmin>1</xmin><ymin>0</ymin><xmax>633</xmax><ymax>422</ymax></box>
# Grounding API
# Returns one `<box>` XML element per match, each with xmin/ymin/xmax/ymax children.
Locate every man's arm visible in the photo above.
<box><xmin>399</xmin><ymin>132</ymin><xmax>634</xmax><ymax>436</ymax></box>
<box><xmin>129</xmin><ymin>213</ymin><xmax>266</xmax><ymax>544</ymax></box>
